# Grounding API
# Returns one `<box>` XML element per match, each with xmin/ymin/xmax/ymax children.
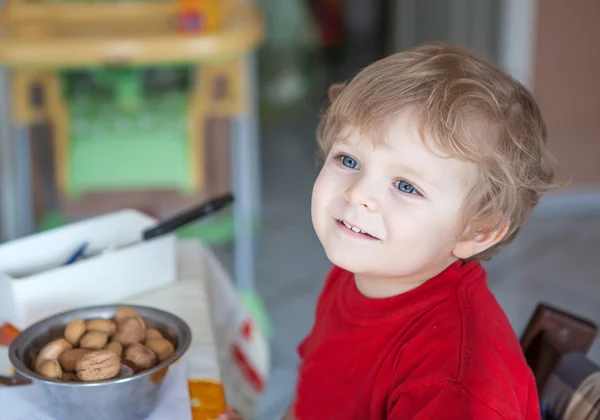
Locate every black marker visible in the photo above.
<box><xmin>142</xmin><ymin>193</ymin><xmax>234</xmax><ymax>240</ymax></box>
<box><xmin>85</xmin><ymin>193</ymin><xmax>234</xmax><ymax>259</ymax></box>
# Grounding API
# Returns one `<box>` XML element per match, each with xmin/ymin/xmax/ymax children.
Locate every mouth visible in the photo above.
<box><xmin>336</xmin><ymin>219</ymin><xmax>379</xmax><ymax>240</ymax></box>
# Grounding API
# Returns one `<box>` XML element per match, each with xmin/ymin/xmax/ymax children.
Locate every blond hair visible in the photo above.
<box><xmin>317</xmin><ymin>42</ymin><xmax>556</xmax><ymax>260</ymax></box>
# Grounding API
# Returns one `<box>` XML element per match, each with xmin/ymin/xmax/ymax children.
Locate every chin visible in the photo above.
<box><xmin>323</xmin><ymin>246</ymin><xmax>370</xmax><ymax>273</ymax></box>
<box><xmin>324</xmin><ymin>245</ymin><xmax>426</xmax><ymax>279</ymax></box>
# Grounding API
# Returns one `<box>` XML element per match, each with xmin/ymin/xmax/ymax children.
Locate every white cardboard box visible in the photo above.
<box><xmin>0</xmin><ymin>210</ymin><xmax>176</xmax><ymax>329</ymax></box>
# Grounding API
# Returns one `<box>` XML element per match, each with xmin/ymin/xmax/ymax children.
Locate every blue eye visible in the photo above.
<box><xmin>340</xmin><ymin>155</ymin><xmax>358</xmax><ymax>169</ymax></box>
<box><xmin>396</xmin><ymin>180</ymin><xmax>417</xmax><ymax>194</ymax></box>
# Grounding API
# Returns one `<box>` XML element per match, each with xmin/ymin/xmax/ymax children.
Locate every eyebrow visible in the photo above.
<box><xmin>392</xmin><ymin>163</ymin><xmax>425</xmax><ymax>181</ymax></box>
<box><xmin>333</xmin><ymin>130</ymin><xmax>355</xmax><ymax>146</ymax></box>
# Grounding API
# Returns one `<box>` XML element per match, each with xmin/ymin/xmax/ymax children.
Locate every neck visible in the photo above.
<box><xmin>353</xmin><ymin>258</ymin><xmax>458</xmax><ymax>299</ymax></box>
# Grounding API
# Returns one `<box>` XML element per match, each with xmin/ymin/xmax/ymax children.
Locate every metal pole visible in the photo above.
<box><xmin>0</xmin><ymin>68</ymin><xmax>19</xmax><ymax>242</ymax></box>
<box><xmin>15</xmin><ymin>126</ymin><xmax>35</xmax><ymax>236</ymax></box>
<box><xmin>231</xmin><ymin>53</ymin><xmax>260</xmax><ymax>290</ymax></box>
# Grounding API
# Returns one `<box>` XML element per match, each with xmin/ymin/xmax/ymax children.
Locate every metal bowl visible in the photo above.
<box><xmin>9</xmin><ymin>304</ymin><xmax>192</xmax><ymax>420</ymax></box>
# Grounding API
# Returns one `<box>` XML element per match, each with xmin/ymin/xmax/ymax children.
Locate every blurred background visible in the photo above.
<box><xmin>1</xmin><ymin>0</ymin><xmax>599</xmax><ymax>418</ymax></box>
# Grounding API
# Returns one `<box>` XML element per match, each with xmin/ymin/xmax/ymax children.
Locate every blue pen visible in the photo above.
<box><xmin>64</xmin><ymin>242</ymin><xmax>89</xmax><ymax>266</ymax></box>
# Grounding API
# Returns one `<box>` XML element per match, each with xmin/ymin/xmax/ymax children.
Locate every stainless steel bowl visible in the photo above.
<box><xmin>9</xmin><ymin>304</ymin><xmax>192</xmax><ymax>420</ymax></box>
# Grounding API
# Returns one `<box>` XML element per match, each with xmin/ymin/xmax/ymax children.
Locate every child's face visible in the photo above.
<box><xmin>311</xmin><ymin>110</ymin><xmax>479</xmax><ymax>283</ymax></box>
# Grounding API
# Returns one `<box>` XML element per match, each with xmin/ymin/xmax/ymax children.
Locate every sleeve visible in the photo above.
<box><xmin>297</xmin><ymin>265</ymin><xmax>339</xmax><ymax>360</ymax></box>
<box><xmin>388</xmin><ymin>381</ymin><xmax>505</xmax><ymax>420</ymax></box>
<box><xmin>296</xmin><ymin>336</ymin><xmax>309</xmax><ymax>360</ymax></box>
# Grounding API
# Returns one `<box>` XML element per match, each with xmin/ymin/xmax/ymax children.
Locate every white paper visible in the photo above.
<box><xmin>0</xmin><ymin>346</ymin><xmax>10</xmax><ymax>377</ymax></box>
<box><xmin>0</xmin><ymin>362</ymin><xmax>192</xmax><ymax>420</ymax></box>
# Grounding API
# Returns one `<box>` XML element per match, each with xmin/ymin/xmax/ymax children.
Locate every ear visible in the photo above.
<box><xmin>451</xmin><ymin>220</ymin><xmax>510</xmax><ymax>260</ymax></box>
<box><xmin>328</xmin><ymin>83</ymin><xmax>346</xmax><ymax>102</ymax></box>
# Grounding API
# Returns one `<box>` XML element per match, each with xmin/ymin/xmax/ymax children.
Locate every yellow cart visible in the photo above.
<box><xmin>0</xmin><ymin>0</ymin><xmax>269</xmax><ymax>334</ymax></box>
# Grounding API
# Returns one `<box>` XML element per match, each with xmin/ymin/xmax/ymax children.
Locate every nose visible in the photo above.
<box><xmin>344</xmin><ymin>175</ymin><xmax>380</xmax><ymax>212</ymax></box>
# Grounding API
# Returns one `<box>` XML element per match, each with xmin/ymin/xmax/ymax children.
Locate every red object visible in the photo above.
<box><xmin>240</xmin><ymin>320</ymin><xmax>253</xmax><ymax>341</ymax></box>
<box><xmin>0</xmin><ymin>323</ymin><xmax>20</xmax><ymax>346</ymax></box>
<box><xmin>314</xmin><ymin>0</ymin><xmax>344</xmax><ymax>47</ymax></box>
<box><xmin>177</xmin><ymin>11</ymin><xmax>206</xmax><ymax>33</ymax></box>
<box><xmin>120</xmin><ymin>359</ymin><xmax>141</xmax><ymax>375</ymax></box>
<box><xmin>232</xmin><ymin>344</ymin><xmax>264</xmax><ymax>393</ymax></box>
<box><xmin>295</xmin><ymin>262</ymin><xmax>540</xmax><ymax>419</ymax></box>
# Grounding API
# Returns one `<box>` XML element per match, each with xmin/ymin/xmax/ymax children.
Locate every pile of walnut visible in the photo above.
<box><xmin>32</xmin><ymin>306</ymin><xmax>175</xmax><ymax>382</ymax></box>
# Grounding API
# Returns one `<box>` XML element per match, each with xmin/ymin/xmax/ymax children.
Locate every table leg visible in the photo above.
<box><xmin>15</xmin><ymin>126</ymin><xmax>35</xmax><ymax>236</ymax></box>
<box><xmin>248</xmin><ymin>54</ymin><xmax>262</xmax><ymax>226</ymax></box>
<box><xmin>231</xmin><ymin>53</ymin><xmax>260</xmax><ymax>290</ymax></box>
<box><xmin>0</xmin><ymin>69</ymin><xmax>19</xmax><ymax>242</ymax></box>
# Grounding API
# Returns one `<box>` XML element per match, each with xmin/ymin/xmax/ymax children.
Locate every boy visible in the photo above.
<box><xmin>223</xmin><ymin>42</ymin><xmax>554</xmax><ymax>419</ymax></box>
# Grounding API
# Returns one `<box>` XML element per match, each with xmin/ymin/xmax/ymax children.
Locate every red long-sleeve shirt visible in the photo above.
<box><xmin>295</xmin><ymin>261</ymin><xmax>539</xmax><ymax>419</ymax></box>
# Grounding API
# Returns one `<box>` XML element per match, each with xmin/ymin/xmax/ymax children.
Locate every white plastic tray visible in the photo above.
<box><xmin>0</xmin><ymin>210</ymin><xmax>176</xmax><ymax>329</ymax></box>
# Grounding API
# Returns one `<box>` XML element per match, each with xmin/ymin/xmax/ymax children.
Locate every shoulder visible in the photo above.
<box><xmin>455</xmin><ymin>273</ymin><xmax>537</xmax><ymax>416</ymax></box>
<box><xmin>391</xmin><ymin>265</ymin><xmax>536</xmax><ymax>416</ymax></box>
<box><xmin>389</xmin><ymin>378</ymin><xmax>539</xmax><ymax>419</ymax></box>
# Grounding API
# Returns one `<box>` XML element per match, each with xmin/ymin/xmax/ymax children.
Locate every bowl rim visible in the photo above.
<box><xmin>8</xmin><ymin>304</ymin><xmax>192</xmax><ymax>387</ymax></box>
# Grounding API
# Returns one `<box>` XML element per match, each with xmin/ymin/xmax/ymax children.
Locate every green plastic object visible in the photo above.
<box><xmin>66</xmin><ymin>91</ymin><xmax>192</xmax><ymax>196</ymax></box>
<box><xmin>37</xmin><ymin>211</ymin><xmax>70</xmax><ymax>232</ymax></box>
<box><xmin>90</xmin><ymin>69</ymin><xmax>143</xmax><ymax>113</ymax></box>
<box><xmin>60</xmin><ymin>66</ymin><xmax>197</xmax><ymax>197</ymax></box>
<box><xmin>176</xmin><ymin>210</ymin><xmax>236</xmax><ymax>245</ymax></box>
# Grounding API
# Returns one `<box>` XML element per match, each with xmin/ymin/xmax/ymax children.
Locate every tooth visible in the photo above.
<box><xmin>351</xmin><ymin>226</ymin><xmax>360</xmax><ymax>233</ymax></box>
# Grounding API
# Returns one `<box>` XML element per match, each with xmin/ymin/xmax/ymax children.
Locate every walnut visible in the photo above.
<box><xmin>145</xmin><ymin>338</ymin><xmax>175</xmax><ymax>363</ymax></box>
<box><xmin>104</xmin><ymin>342</ymin><xmax>123</xmax><ymax>358</ymax></box>
<box><xmin>38</xmin><ymin>360</ymin><xmax>63</xmax><ymax>380</ymax></box>
<box><xmin>76</xmin><ymin>350</ymin><xmax>121</xmax><ymax>381</ymax></box>
<box><xmin>64</xmin><ymin>318</ymin><xmax>87</xmax><ymax>346</ymax></box>
<box><xmin>114</xmin><ymin>306</ymin><xmax>140</xmax><ymax>324</ymax></box>
<box><xmin>58</xmin><ymin>348</ymin><xmax>91</xmax><ymax>372</ymax></box>
<box><xmin>112</xmin><ymin>316</ymin><xmax>146</xmax><ymax>346</ymax></box>
<box><xmin>79</xmin><ymin>331</ymin><xmax>109</xmax><ymax>350</ymax></box>
<box><xmin>124</xmin><ymin>343</ymin><xmax>157</xmax><ymax>370</ymax></box>
<box><xmin>86</xmin><ymin>319</ymin><xmax>116</xmax><ymax>336</ymax></box>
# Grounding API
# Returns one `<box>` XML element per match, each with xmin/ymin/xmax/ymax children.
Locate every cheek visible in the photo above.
<box><xmin>312</xmin><ymin>166</ymin><xmax>339</xmax><ymax>203</ymax></box>
<box><xmin>311</xmin><ymin>170</ymin><xmax>331</xmax><ymax>222</ymax></box>
<box><xmin>311</xmin><ymin>171</ymin><xmax>326</xmax><ymax>207</ymax></box>
<box><xmin>387</xmin><ymin>206</ymin><xmax>462</xmax><ymax>247</ymax></box>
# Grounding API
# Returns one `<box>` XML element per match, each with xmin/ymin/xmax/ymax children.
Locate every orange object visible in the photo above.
<box><xmin>176</xmin><ymin>0</ymin><xmax>223</xmax><ymax>35</ymax></box>
<box><xmin>0</xmin><ymin>322</ymin><xmax>20</xmax><ymax>346</ymax></box>
<box><xmin>188</xmin><ymin>379</ymin><xmax>227</xmax><ymax>419</ymax></box>
<box><xmin>150</xmin><ymin>366</ymin><xmax>170</xmax><ymax>384</ymax></box>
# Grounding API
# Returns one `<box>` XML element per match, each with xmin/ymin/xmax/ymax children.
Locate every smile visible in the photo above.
<box><xmin>337</xmin><ymin>220</ymin><xmax>379</xmax><ymax>240</ymax></box>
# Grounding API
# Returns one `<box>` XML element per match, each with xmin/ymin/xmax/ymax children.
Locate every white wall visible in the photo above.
<box><xmin>498</xmin><ymin>0</ymin><xmax>538</xmax><ymax>88</ymax></box>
